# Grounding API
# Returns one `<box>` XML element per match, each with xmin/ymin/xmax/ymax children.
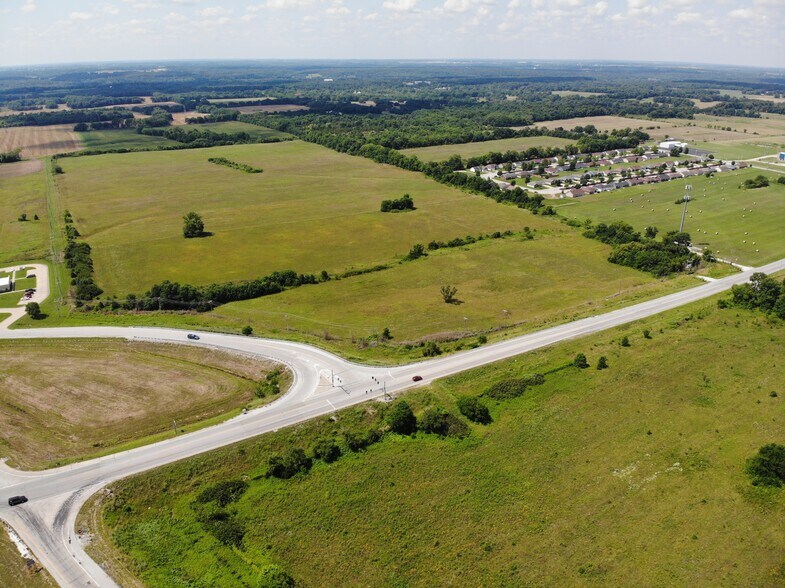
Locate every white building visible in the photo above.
<box><xmin>0</xmin><ymin>276</ymin><xmax>11</xmax><ymax>293</ymax></box>
<box><xmin>658</xmin><ymin>139</ymin><xmax>689</xmax><ymax>153</ymax></box>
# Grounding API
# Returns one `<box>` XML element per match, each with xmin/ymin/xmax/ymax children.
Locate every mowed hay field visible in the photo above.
<box><xmin>79</xmin><ymin>129</ymin><xmax>180</xmax><ymax>150</ymax></box>
<box><xmin>399</xmin><ymin>136</ymin><xmax>575</xmax><ymax>162</ymax></box>
<box><xmin>0</xmin><ymin>339</ymin><xmax>286</xmax><ymax>469</ymax></box>
<box><xmin>0</xmin><ymin>124</ymin><xmax>82</xmax><ymax>157</ymax></box>
<box><xmin>555</xmin><ymin>168</ymin><xmax>785</xmax><ymax>266</ymax></box>
<box><xmin>88</xmin><ymin>300</ymin><xmax>785</xmax><ymax>587</ymax></box>
<box><xmin>57</xmin><ymin>140</ymin><xmax>548</xmax><ymax>295</ymax></box>
<box><xmin>191</xmin><ymin>120</ymin><xmax>292</xmax><ymax>140</ymax></box>
<box><xmin>216</xmin><ymin>232</ymin><xmax>696</xmax><ymax>345</ymax></box>
<box><xmin>0</xmin><ymin>166</ymin><xmax>49</xmax><ymax>264</ymax></box>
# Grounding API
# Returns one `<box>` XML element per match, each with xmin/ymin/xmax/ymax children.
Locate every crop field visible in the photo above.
<box><xmin>55</xmin><ymin>140</ymin><xmax>546</xmax><ymax>295</ymax></box>
<box><xmin>0</xmin><ymin>166</ymin><xmax>49</xmax><ymax>264</ymax></box>
<box><xmin>0</xmin><ymin>159</ymin><xmax>43</xmax><ymax>179</ymax></box>
<box><xmin>0</xmin><ymin>339</ymin><xmax>287</xmax><ymax>469</ymax></box>
<box><xmin>555</xmin><ymin>168</ymin><xmax>785</xmax><ymax>266</ymax></box>
<box><xmin>84</xmin><ymin>298</ymin><xmax>785</xmax><ymax>587</ymax></box>
<box><xmin>399</xmin><ymin>136</ymin><xmax>575</xmax><ymax>162</ymax></box>
<box><xmin>0</xmin><ymin>124</ymin><xmax>82</xmax><ymax>157</ymax></box>
<box><xmin>78</xmin><ymin>129</ymin><xmax>179</xmax><ymax>150</ymax></box>
<box><xmin>216</xmin><ymin>232</ymin><xmax>696</xmax><ymax>348</ymax></box>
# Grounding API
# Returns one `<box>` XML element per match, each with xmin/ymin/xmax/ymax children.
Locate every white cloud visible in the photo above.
<box><xmin>102</xmin><ymin>4</ymin><xmax>121</xmax><ymax>15</ymax></box>
<box><xmin>198</xmin><ymin>5</ymin><xmax>232</xmax><ymax>16</ymax></box>
<box><xmin>21</xmin><ymin>1</ymin><xmax>36</xmax><ymax>13</ymax></box>
<box><xmin>256</xmin><ymin>0</ymin><xmax>315</xmax><ymax>9</ymax></box>
<box><xmin>728</xmin><ymin>8</ymin><xmax>754</xmax><ymax>19</ymax></box>
<box><xmin>69</xmin><ymin>11</ymin><xmax>96</xmax><ymax>20</ymax></box>
<box><xmin>383</xmin><ymin>0</ymin><xmax>419</xmax><ymax>12</ymax></box>
<box><xmin>587</xmin><ymin>1</ymin><xmax>607</xmax><ymax>16</ymax></box>
<box><xmin>326</xmin><ymin>1</ymin><xmax>350</xmax><ymax>15</ymax></box>
<box><xmin>674</xmin><ymin>11</ymin><xmax>700</xmax><ymax>24</ymax></box>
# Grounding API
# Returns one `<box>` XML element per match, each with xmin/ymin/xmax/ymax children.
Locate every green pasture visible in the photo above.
<box><xmin>55</xmin><ymin>140</ymin><xmax>557</xmax><ymax>295</ymax></box>
<box><xmin>78</xmin><ymin>129</ymin><xmax>179</xmax><ymax>150</ymax></box>
<box><xmin>691</xmin><ymin>140</ymin><xmax>785</xmax><ymax>161</ymax></box>
<box><xmin>555</xmin><ymin>168</ymin><xmax>785</xmax><ymax>266</ymax></box>
<box><xmin>399</xmin><ymin>136</ymin><xmax>575</xmax><ymax>162</ymax></box>
<box><xmin>189</xmin><ymin>121</ymin><xmax>291</xmax><ymax>140</ymax></box>
<box><xmin>88</xmin><ymin>298</ymin><xmax>785</xmax><ymax>587</ymax></box>
<box><xmin>0</xmin><ymin>168</ymin><xmax>49</xmax><ymax>264</ymax></box>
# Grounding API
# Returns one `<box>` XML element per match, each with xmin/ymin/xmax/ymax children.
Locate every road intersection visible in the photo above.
<box><xmin>1</xmin><ymin>257</ymin><xmax>784</xmax><ymax>587</ymax></box>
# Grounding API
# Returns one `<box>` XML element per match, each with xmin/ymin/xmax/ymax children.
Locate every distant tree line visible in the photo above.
<box><xmin>0</xmin><ymin>108</ymin><xmax>134</xmax><ymax>128</ymax></box>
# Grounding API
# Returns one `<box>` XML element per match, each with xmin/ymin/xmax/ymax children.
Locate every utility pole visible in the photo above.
<box><xmin>679</xmin><ymin>184</ymin><xmax>692</xmax><ymax>233</ymax></box>
<box><xmin>172</xmin><ymin>419</ymin><xmax>177</xmax><ymax>436</ymax></box>
<box><xmin>331</xmin><ymin>369</ymin><xmax>334</xmax><ymax>387</ymax></box>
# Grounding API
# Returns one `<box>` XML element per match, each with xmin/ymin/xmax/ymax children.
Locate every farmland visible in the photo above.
<box><xmin>83</xmin><ymin>297</ymin><xmax>785</xmax><ymax>587</ymax></box>
<box><xmin>55</xmin><ymin>140</ymin><xmax>542</xmax><ymax>295</ymax></box>
<box><xmin>78</xmin><ymin>129</ymin><xmax>179</xmax><ymax>150</ymax></box>
<box><xmin>0</xmin><ymin>124</ymin><xmax>82</xmax><ymax>157</ymax></box>
<box><xmin>555</xmin><ymin>168</ymin><xmax>785</xmax><ymax>266</ymax></box>
<box><xmin>399</xmin><ymin>136</ymin><xmax>575</xmax><ymax>162</ymax></box>
<box><xmin>0</xmin><ymin>166</ymin><xmax>49</xmax><ymax>264</ymax></box>
<box><xmin>0</xmin><ymin>339</ymin><xmax>288</xmax><ymax>469</ymax></box>
<box><xmin>189</xmin><ymin>120</ymin><xmax>292</xmax><ymax>140</ymax></box>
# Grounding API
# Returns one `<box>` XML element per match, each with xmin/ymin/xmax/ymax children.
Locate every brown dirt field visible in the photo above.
<box><xmin>0</xmin><ymin>339</ymin><xmax>289</xmax><ymax>469</ymax></box>
<box><xmin>0</xmin><ymin>124</ymin><xmax>82</xmax><ymax>157</ymax></box>
<box><xmin>0</xmin><ymin>159</ymin><xmax>43</xmax><ymax>179</ymax></box>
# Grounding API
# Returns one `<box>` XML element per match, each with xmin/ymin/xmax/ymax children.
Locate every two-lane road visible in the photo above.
<box><xmin>1</xmin><ymin>257</ymin><xmax>784</xmax><ymax>587</ymax></box>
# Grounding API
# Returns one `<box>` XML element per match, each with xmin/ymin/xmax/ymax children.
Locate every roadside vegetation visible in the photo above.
<box><xmin>82</xmin><ymin>296</ymin><xmax>785</xmax><ymax>587</ymax></box>
<box><xmin>0</xmin><ymin>530</ymin><xmax>55</xmax><ymax>588</ymax></box>
<box><xmin>0</xmin><ymin>339</ymin><xmax>290</xmax><ymax>469</ymax></box>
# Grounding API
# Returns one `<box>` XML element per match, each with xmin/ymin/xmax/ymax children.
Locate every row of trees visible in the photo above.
<box><xmin>207</xmin><ymin>157</ymin><xmax>263</xmax><ymax>173</ymax></box>
<box><xmin>380</xmin><ymin>193</ymin><xmax>415</xmax><ymax>212</ymax></box>
<box><xmin>63</xmin><ymin>210</ymin><xmax>103</xmax><ymax>303</ymax></box>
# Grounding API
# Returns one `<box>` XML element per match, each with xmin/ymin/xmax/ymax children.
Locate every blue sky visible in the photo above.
<box><xmin>1</xmin><ymin>0</ymin><xmax>782</xmax><ymax>68</ymax></box>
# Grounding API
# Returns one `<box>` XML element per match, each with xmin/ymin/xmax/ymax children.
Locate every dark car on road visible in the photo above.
<box><xmin>187</xmin><ymin>333</ymin><xmax>200</xmax><ymax>340</ymax></box>
<box><xmin>412</xmin><ymin>375</ymin><xmax>423</xmax><ymax>382</ymax></box>
<box><xmin>8</xmin><ymin>495</ymin><xmax>28</xmax><ymax>506</ymax></box>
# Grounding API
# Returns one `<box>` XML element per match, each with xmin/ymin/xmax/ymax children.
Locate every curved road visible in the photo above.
<box><xmin>1</xmin><ymin>258</ymin><xmax>784</xmax><ymax>587</ymax></box>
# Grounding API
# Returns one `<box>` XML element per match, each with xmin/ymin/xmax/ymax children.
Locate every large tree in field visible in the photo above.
<box><xmin>182</xmin><ymin>211</ymin><xmax>205</xmax><ymax>238</ymax></box>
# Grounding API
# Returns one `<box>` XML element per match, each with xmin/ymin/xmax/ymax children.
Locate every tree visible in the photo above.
<box><xmin>597</xmin><ymin>356</ymin><xmax>608</xmax><ymax>370</ymax></box>
<box><xmin>242</xmin><ymin>325</ymin><xmax>253</xmax><ymax>336</ymax></box>
<box><xmin>381</xmin><ymin>327</ymin><xmax>392</xmax><ymax>341</ymax></box>
<box><xmin>574</xmin><ymin>353</ymin><xmax>589</xmax><ymax>368</ymax></box>
<box><xmin>406</xmin><ymin>243</ymin><xmax>427</xmax><ymax>260</ymax></box>
<box><xmin>418</xmin><ymin>407</ymin><xmax>469</xmax><ymax>438</ymax></box>
<box><xmin>746</xmin><ymin>443</ymin><xmax>785</xmax><ymax>487</ymax></box>
<box><xmin>702</xmin><ymin>248</ymin><xmax>716</xmax><ymax>263</ymax></box>
<box><xmin>440</xmin><ymin>284</ymin><xmax>458</xmax><ymax>303</ymax></box>
<box><xmin>778</xmin><ymin>176</ymin><xmax>785</xmax><ymax>185</ymax></box>
<box><xmin>422</xmin><ymin>341</ymin><xmax>442</xmax><ymax>357</ymax></box>
<box><xmin>457</xmin><ymin>396</ymin><xmax>492</xmax><ymax>424</ymax></box>
<box><xmin>33</xmin><ymin>214</ymin><xmax>39</xmax><ymax>220</ymax></box>
<box><xmin>18</xmin><ymin>213</ymin><xmax>27</xmax><ymax>222</ymax></box>
<box><xmin>644</xmin><ymin>226</ymin><xmax>659</xmax><ymax>239</ymax></box>
<box><xmin>25</xmin><ymin>302</ymin><xmax>42</xmax><ymax>319</ymax></box>
<box><xmin>266</xmin><ymin>447</ymin><xmax>312</xmax><ymax>479</ymax></box>
<box><xmin>73</xmin><ymin>122</ymin><xmax>89</xmax><ymax>132</ymax></box>
<box><xmin>182</xmin><ymin>211</ymin><xmax>205</xmax><ymax>238</ymax></box>
<box><xmin>386</xmin><ymin>400</ymin><xmax>417</xmax><ymax>435</ymax></box>
<box><xmin>312</xmin><ymin>438</ymin><xmax>341</xmax><ymax>463</ymax></box>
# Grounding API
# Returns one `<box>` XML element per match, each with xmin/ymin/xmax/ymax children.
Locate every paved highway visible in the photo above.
<box><xmin>1</xmin><ymin>257</ymin><xmax>784</xmax><ymax>587</ymax></box>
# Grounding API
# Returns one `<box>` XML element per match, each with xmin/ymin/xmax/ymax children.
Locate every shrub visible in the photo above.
<box><xmin>196</xmin><ymin>480</ymin><xmax>248</xmax><ymax>507</ymax></box>
<box><xmin>266</xmin><ymin>447</ymin><xmax>312</xmax><ymax>479</ymax></box>
<box><xmin>440</xmin><ymin>284</ymin><xmax>458</xmax><ymax>303</ymax></box>
<box><xmin>597</xmin><ymin>356</ymin><xmax>608</xmax><ymax>370</ymax></box>
<box><xmin>484</xmin><ymin>374</ymin><xmax>545</xmax><ymax>400</ymax></box>
<box><xmin>422</xmin><ymin>341</ymin><xmax>442</xmax><ymax>357</ymax></box>
<box><xmin>343</xmin><ymin>428</ymin><xmax>382</xmax><ymax>452</ymax></box>
<box><xmin>457</xmin><ymin>396</ymin><xmax>492</xmax><ymax>424</ymax></box>
<box><xmin>258</xmin><ymin>565</ymin><xmax>295</xmax><ymax>588</ymax></box>
<box><xmin>418</xmin><ymin>407</ymin><xmax>470</xmax><ymax>438</ymax></box>
<box><xmin>386</xmin><ymin>400</ymin><xmax>417</xmax><ymax>435</ymax></box>
<box><xmin>741</xmin><ymin>175</ymin><xmax>769</xmax><ymax>189</ymax></box>
<box><xmin>620</xmin><ymin>336</ymin><xmax>631</xmax><ymax>347</ymax></box>
<box><xmin>18</xmin><ymin>213</ymin><xmax>27</xmax><ymax>222</ymax></box>
<box><xmin>201</xmin><ymin>510</ymin><xmax>246</xmax><ymax>547</ymax></box>
<box><xmin>405</xmin><ymin>243</ymin><xmax>427</xmax><ymax>260</ymax></box>
<box><xmin>574</xmin><ymin>353</ymin><xmax>589</xmax><ymax>368</ymax></box>
<box><xmin>312</xmin><ymin>438</ymin><xmax>341</xmax><ymax>463</ymax></box>
<box><xmin>380</xmin><ymin>193</ymin><xmax>415</xmax><ymax>212</ymax></box>
<box><xmin>746</xmin><ymin>443</ymin><xmax>785</xmax><ymax>487</ymax></box>
<box><xmin>182</xmin><ymin>211</ymin><xmax>205</xmax><ymax>238</ymax></box>
<box><xmin>242</xmin><ymin>325</ymin><xmax>253</xmax><ymax>336</ymax></box>
<box><xmin>642</xmin><ymin>329</ymin><xmax>652</xmax><ymax>339</ymax></box>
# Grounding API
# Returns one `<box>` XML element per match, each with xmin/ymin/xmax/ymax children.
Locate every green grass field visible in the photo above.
<box><xmin>188</xmin><ymin>121</ymin><xmax>291</xmax><ymax>140</ymax></box>
<box><xmin>691</xmin><ymin>140</ymin><xmax>785</xmax><ymax>161</ymax></box>
<box><xmin>399</xmin><ymin>136</ymin><xmax>575</xmax><ymax>162</ymax></box>
<box><xmin>84</xmin><ymin>296</ymin><xmax>785</xmax><ymax>587</ymax></box>
<box><xmin>55</xmin><ymin>140</ymin><xmax>554</xmax><ymax>295</ymax></box>
<box><xmin>0</xmin><ymin>168</ymin><xmax>49</xmax><ymax>264</ymax></box>
<box><xmin>215</xmin><ymin>232</ymin><xmax>696</xmax><ymax>347</ymax></box>
<box><xmin>555</xmin><ymin>168</ymin><xmax>785</xmax><ymax>266</ymax></box>
<box><xmin>78</xmin><ymin>129</ymin><xmax>180</xmax><ymax>150</ymax></box>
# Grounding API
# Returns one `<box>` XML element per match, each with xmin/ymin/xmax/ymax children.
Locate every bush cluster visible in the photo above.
<box><xmin>728</xmin><ymin>272</ymin><xmax>785</xmax><ymax>319</ymax></box>
<box><xmin>208</xmin><ymin>156</ymin><xmax>263</xmax><ymax>173</ymax></box>
<box><xmin>484</xmin><ymin>374</ymin><xmax>545</xmax><ymax>400</ymax></box>
<box><xmin>380</xmin><ymin>193</ymin><xmax>415</xmax><ymax>212</ymax></box>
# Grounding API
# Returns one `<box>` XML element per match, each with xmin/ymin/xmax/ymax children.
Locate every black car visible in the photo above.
<box><xmin>187</xmin><ymin>333</ymin><xmax>200</xmax><ymax>340</ymax></box>
<box><xmin>8</xmin><ymin>495</ymin><xmax>28</xmax><ymax>507</ymax></box>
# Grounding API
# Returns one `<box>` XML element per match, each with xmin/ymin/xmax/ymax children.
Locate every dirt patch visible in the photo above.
<box><xmin>0</xmin><ymin>125</ymin><xmax>82</xmax><ymax>157</ymax></box>
<box><xmin>0</xmin><ymin>159</ymin><xmax>43</xmax><ymax>179</ymax></box>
